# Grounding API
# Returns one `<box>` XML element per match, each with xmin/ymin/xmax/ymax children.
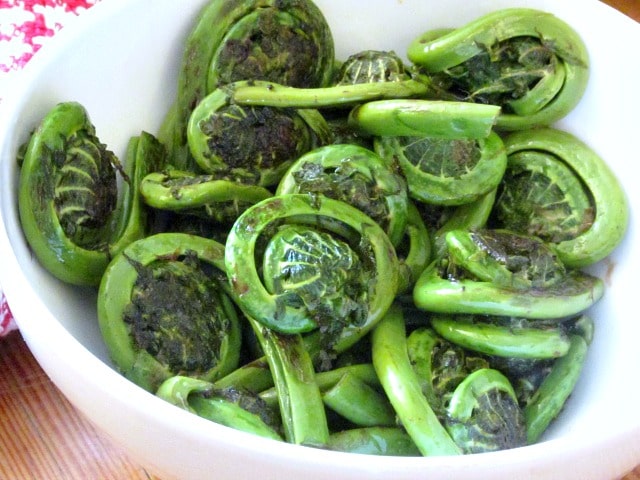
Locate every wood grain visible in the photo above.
<box><xmin>0</xmin><ymin>332</ymin><xmax>157</xmax><ymax>480</ymax></box>
<box><xmin>0</xmin><ymin>1</ymin><xmax>638</xmax><ymax>479</ymax></box>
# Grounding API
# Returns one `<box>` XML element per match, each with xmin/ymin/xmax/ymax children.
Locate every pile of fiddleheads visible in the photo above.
<box><xmin>16</xmin><ymin>0</ymin><xmax>628</xmax><ymax>457</ymax></box>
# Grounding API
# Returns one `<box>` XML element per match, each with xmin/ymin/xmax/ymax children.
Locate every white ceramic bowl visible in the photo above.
<box><xmin>1</xmin><ymin>1</ymin><xmax>639</xmax><ymax>479</ymax></box>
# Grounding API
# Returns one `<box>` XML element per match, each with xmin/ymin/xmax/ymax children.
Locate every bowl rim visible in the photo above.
<box><xmin>1</xmin><ymin>0</ymin><xmax>639</xmax><ymax>477</ymax></box>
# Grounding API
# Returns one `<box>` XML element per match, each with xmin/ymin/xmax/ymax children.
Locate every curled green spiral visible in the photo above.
<box><xmin>98</xmin><ymin>232</ymin><xmax>242</xmax><ymax>392</ymax></box>
<box><xmin>225</xmin><ymin>193</ymin><xmax>399</xmax><ymax>338</ymax></box>
<box><xmin>170</xmin><ymin>0</ymin><xmax>335</xmax><ymax>165</ymax></box>
<box><xmin>492</xmin><ymin>128</ymin><xmax>628</xmax><ymax>267</ymax></box>
<box><xmin>18</xmin><ymin>101</ymin><xmax>165</xmax><ymax>286</ymax></box>
<box><xmin>375</xmin><ymin>131</ymin><xmax>506</xmax><ymax>206</ymax></box>
<box><xmin>276</xmin><ymin>143</ymin><xmax>409</xmax><ymax>246</ymax></box>
<box><xmin>187</xmin><ymin>81</ymin><xmax>331</xmax><ymax>186</ymax></box>
<box><xmin>413</xmin><ymin>229</ymin><xmax>604</xmax><ymax>319</ymax></box>
<box><xmin>407</xmin><ymin>8</ymin><xmax>589</xmax><ymax>129</ymax></box>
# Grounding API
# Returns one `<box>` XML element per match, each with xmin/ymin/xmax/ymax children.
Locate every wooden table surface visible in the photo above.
<box><xmin>1</xmin><ymin>1</ymin><xmax>639</xmax><ymax>479</ymax></box>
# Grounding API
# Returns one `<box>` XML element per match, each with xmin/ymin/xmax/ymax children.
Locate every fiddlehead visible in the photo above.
<box><xmin>336</xmin><ymin>50</ymin><xmax>411</xmax><ymax>85</ymax></box>
<box><xmin>426</xmin><ymin>188</ymin><xmax>497</xmax><ymax>260</ymax></box>
<box><xmin>229</xmin><ymin>79</ymin><xmax>429</xmax><ymax>111</ymax></box>
<box><xmin>97</xmin><ymin>232</ymin><xmax>242</xmax><ymax>392</ymax></box>
<box><xmin>406</xmin><ymin>326</ymin><xmax>489</xmax><ymax>418</ymax></box>
<box><xmin>407</xmin><ymin>8</ymin><xmax>589</xmax><ymax>129</ymax></box>
<box><xmin>347</xmin><ymin>99</ymin><xmax>500</xmax><ymax>139</ymax></box>
<box><xmin>374</xmin><ymin>131</ymin><xmax>506</xmax><ymax>206</ymax></box>
<box><xmin>395</xmin><ymin>201</ymin><xmax>431</xmax><ymax>293</ymax></box>
<box><xmin>490</xmin><ymin>127</ymin><xmax>628</xmax><ymax>267</ymax></box>
<box><xmin>444</xmin><ymin>368</ymin><xmax>527</xmax><ymax>453</ymax></box>
<box><xmin>523</xmin><ymin>333</ymin><xmax>588</xmax><ymax>443</ymax></box>
<box><xmin>275</xmin><ymin>143</ymin><xmax>409</xmax><ymax>246</ymax></box>
<box><xmin>187</xmin><ymin>81</ymin><xmax>331</xmax><ymax>186</ymax></box>
<box><xmin>139</xmin><ymin>169</ymin><xmax>272</xmax><ymax>225</ymax></box>
<box><xmin>225</xmin><ymin>192</ymin><xmax>399</xmax><ymax>445</ymax></box>
<box><xmin>225</xmin><ymin>193</ymin><xmax>399</xmax><ymax>344</ymax></box>
<box><xmin>430</xmin><ymin>315</ymin><xmax>572</xmax><ymax>360</ymax></box>
<box><xmin>371</xmin><ymin>304</ymin><xmax>462</xmax><ymax>456</ymax></box>
<box><xmin>327</xmin><ymin>427</ymin><xmax>420</xmax><ymax>456</ymax></box>
<box><xmin>170</xmin><ymin>0</ymin><xmax>335</xmax><ymax>165</ymax></box>
<box><xmin>229</xmin><ymin>49</ymin><xmax>429</xmax><ymax>109</ymax></box>
<box><xmin>18</xmin><ymin>102</ymin><xmax>165</xmax><ymax>286</ymax></box>
<box><xmin>413</xmin><ymin>229</ymin><xmax>604</xmax><ymax>319</ymax></box>
<box><xmin>156</xmin><ymin>376</ymin><xmax>282</xmax><ymax>440</ymax></box>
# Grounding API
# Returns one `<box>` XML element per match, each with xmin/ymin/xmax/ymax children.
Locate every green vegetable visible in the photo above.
<box><xmin>214</xmin><ymin>356</ymin><xmax>274</xmax><ymax>394</ymax></box>
<box><xmin>430</xmin><ymin>315</ymin><xmax>571</xmax><ymax>359</ymax></box>
<box><xmin>225</xmin><ymin>193</ymin><xmax>399</xmax><ymax>338</ymax></box>
<box><xmin>413</xmin><ymin>229</ymin><xmax>604</xmax><ymax>319</ymax></box>
<box><xmin>493</xmin><ymin>128</ymin><xmax>629</xmax><ymax>267</ymax></box>
<box><xmin>406</xmin><ymin>327</ymin><xmax>489</xmax><ymax>418</ymax></box>
<box><xmin>170</xmin><ymin>0</ymin><xmax>335</xmax><ymax>166</ymax></box>
<box><xmin>327</xmin><ymin>427</ymin><xmax>420</xmax><ymax>456</ymax></box>
<box><xmin>445</xmin><ymin>229</ymin><xmax>568</xmax><ymax>290</ymax></box>
<box><xmin>156</xmin><ymin>375</ymin><xmax>282</xmax><ymax>441</ymax></box>
<box><xmin>322</xmin><ymin>371</ymin><xmax>397</xmax><ymax>427</ymax></box>
<box><xmin>18</xmin><ymin>102</ymin><xmax>165</xmax><ymax>286</ymax></box>
<box><xmin>187</xmin><ymin>81</ymin><xmax>331</xmax><ymax>186</ymax></box>
<box><xmin>97</xmin><ymin>233</ymin><xmax>241</xmax><ymax>392</ymax></box>
<box><xmin>524</xmin><ymin>334</ymin><xmax>588</xmax><ymax>443</ymax></box>
<box><xmin>430</xmin><ymin>188</ymin><xmax>497</xmax><ymax>259</ymax></box>
<box><xmin>568</xmin><ymin>314</ymin><xmax>595</xmax><ymax>345</ymax></box>
<box><xmin>407</xmin><ymin>8</ymin><xmax>589</xmax><ymax>129</ymax></box>
<box><xmin>258</xmin><ymin>363</ymin><xmax>381</xmax><ymax>408</ymax></box>
<box><xmin>246</xmin><ymin>315</ymin><xmax>329</xmax><ymax>446</ymax></box>
<box><xmin>371</xmin><ymin>304</ymin><xmax>462</xmax><ymax>456</ymax></box>
<box><xmin>374</xmin><ymin>131</ymin><xmax>506</xmax><ymax>205</ymax></box>
<box><xmin>230</xmin><ymin>49</ymin><xmax>430</xmax><ymax>109</ymax></box>
<box><xmin>276</xmin><ymin>143</ymin><xmax>409</xmax><ymax>246</ymax></box>
<box><xmin>336</xmin><ymin>50</ymin><xmax>413</xmax><ymax>85</ymax></box>
<box><xmin>396</xmin><ymin>201</ymin><xmax>431</xmax><ymax>294</ymax></box>
<box><xmin>230</xmin><ymin>79</ymin><xmax>429</xmax><ymax>109</ymax></box>
<box><xmin>485</xmin><ymin>356</ymin><xmax>553</xmax><ymax>407</ymax></box>
<box><xmin>16</xmin><ymin>3</ymin><xmax>628</xmax><ymax>456</ymax></box>
<box><xmin>445</xmin><ymin>368</ymin><xmax>527</xmax><ymax>453</ymax></box>
<box><xmin>224</xmin><ymin>192</ymin><xmax>400</xmax><ymax>446</ymax></box>
<box><xmin>348</xmin><ymin>99</ymin><xmax>500</xmax><ymax>139</ymax></box>
<box><xmin>139</xmin><ymin>169</ymin><xmax>272</xmax><ymax>224</ymax></box>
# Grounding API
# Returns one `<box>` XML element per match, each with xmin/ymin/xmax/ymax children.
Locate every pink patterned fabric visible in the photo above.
<box><xmin>0</xmin><ymin>0</ymin><xmax>98</xmax><ymax>73</ymax></box>
<box><xmin>0</xmin><ymin>294</ymin><xmax>15</xmax><ymax>336</ymax></box>
<box><xmin>0</xmin><ymin>0</ymin><xmax>100</xmax><ymax>337</ymax></box>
